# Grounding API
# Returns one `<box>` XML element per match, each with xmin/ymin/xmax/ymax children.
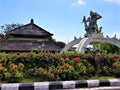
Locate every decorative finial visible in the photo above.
<box><xmin>30</xmin><ymin>19</ymin><xmax>34</xmax><ymax>24</ymax></box>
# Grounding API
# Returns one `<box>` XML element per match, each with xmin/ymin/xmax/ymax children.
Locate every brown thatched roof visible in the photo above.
<box><xmin>0</xmin><ymin>39</ymin><xmax>61</xmax><ymax>51</ymax></box>
<box><xmin>7</xmin><ymin>19</ymin><xmax>53</xmax><ymax>37</ymax></box>
<box><xmin>0</xmin><ymin>19</ymin><xmax>62</xmax><ymax>52</ymax></box>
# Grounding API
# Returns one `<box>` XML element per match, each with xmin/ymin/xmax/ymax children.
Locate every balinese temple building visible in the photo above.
<box><xmin>0</xmin><ymin>19</ymin><xmax>62</xmax><ymax>52</ymax></box>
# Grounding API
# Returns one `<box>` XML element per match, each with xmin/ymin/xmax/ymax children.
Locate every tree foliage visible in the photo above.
<box><xmin>0</xmin><ymin>23</ymin><xmax>23</xmax><ymax>34</ymax></box>
<box><xmin>55</xmin><ymin>41</ymin><xmax>66</xmax><ymax>48</ymax></box>
<box><xmin>100</xmin><ymin>42</ymin><xmax>120</xmax><ymax>54</ymax></box>
<box><xmin>50</xmin><ymin>37</ymin><xmax>66</xmax><ymax>48</ymax></box>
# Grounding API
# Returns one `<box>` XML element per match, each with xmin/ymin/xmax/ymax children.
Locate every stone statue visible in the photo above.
<box><xmin>97</xmin><ymin>27</ymin><xmax>102</xmax><ymax>33</ymax></box>
<box><xmin>82</xmin><ymin>11</ymin><xmax>102</xmax><ymax>35</ymax></box>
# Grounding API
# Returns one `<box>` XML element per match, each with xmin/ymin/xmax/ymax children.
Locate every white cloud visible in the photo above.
<box><xmin>105</xmin><ymin>0</ymin><xmax>120</xmax><ymax>4</ymax></box>
<box><xmin>107</xmin><ymin>32</ymin><xmax>120</xmax><ymax>39</ymax></box>
<box><xmin>71</xmin><ymin>0</ymin><xmax>86</xmax><ymax>7</ymax></box>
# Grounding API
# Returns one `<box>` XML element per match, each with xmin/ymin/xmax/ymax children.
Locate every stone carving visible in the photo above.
<box><xmin>82</xmin><ymin>11</ymin><xmax>102</xmax><ymax>36</ymax></box>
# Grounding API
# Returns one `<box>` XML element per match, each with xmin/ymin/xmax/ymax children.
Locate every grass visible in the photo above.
<box><xmin>20</xmin><ymin>76</ymin><xmax>117</xmax><ymax>83</ymax></box>
<box><xmin>0</xmin><ymin>76</ymin><xmax>118</xmax><ymax>84</ymax></box>
<box><xmin>21</xmin><ymin>78</ymin><xmax>34</xmax><ymax>83</ymax></box>
<box><xmin>89</xmin><ymin>76</ymin><xmax>116</xmax><ymax>80</ymax></box>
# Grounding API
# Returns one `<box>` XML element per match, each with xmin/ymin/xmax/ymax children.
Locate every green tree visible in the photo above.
<box><xmin>50</xmin><ymin>37</ymin><xmax>66</xmax><ymax>48</ymax></box>
<box><xmin>100</xmin><ymin>42</ymin><xmax>120</xmax><ymax>54</ymax></box>
<box><xmin>56</xmin><ymin>41</ymin><xmax>66</xmax><ymax>48</ymax></box>
<box><xmin>0</xmin><ymin>23</ymin><xmax>23</xmax><ymax>34</ymax></box>
<box><xmin>0</xmin><ymin>23</ymin><xmax>23</xmax><ymax>39</ymax></box>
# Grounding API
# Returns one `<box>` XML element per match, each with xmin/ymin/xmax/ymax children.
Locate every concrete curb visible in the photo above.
<box><xmin>0</xmin><ymin>79</ymin><xmax>120</xmax><ymax>90</ymax></box>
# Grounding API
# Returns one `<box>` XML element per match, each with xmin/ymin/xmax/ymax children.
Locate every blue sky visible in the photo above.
<box><xmin>0</xmin><ymin>0</ymin><xmax>120</xmax><ymax>43</ymax></box>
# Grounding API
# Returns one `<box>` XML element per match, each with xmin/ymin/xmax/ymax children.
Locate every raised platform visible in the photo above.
<box><xmin>61</xmin><ymin>33</ymin><xmax>120</xmax><ymax>53</ymax></box>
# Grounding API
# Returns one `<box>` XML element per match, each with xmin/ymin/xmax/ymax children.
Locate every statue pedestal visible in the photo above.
<box><xmin>85</xmin><ymin>33</ymin><xmax>104</xmax><ymax>38</ymax></box>
<box><xmin>85</xmin><ymin>33</ymin><xmax>104</xmax><ymax>43</ymax></box>
<box><xmin>91</xmin><ymin>33</ymin><xmax>104</xmax><ymax>38</ymax></box>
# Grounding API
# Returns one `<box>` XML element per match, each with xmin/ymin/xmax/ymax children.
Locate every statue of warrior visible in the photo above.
<box><xmin>82</xmin><ymin>11</ymin><xmax>102</xmax><ymax>34</ymax></box>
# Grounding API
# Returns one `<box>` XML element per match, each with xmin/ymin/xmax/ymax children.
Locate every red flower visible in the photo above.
<box><xmin>65</xmin><ymin>57</ymin><xmax>70</xmax><ymax>61</ymax></box>
<box><xmin>112</xmin><ymin>63</ymin><xmax>119</xmax><ymax>68</ymax></box>
<box><xmin>113</xmin><ymin>56</ymin><xmax>120</xmax><ymax>60</ymax></box>
<box><xmin>0</xmin><ymin>63</ymin><xmax>2</xmax><ymax>67</ymax></box>
<box><xmin>11</xmin><ymin>65</ymin><xmax>17</xmax><ymax>71</ymax></box>
<box><xmin>64</xmin><ymin>63</ymin><xmax>70</xmax><ymax>68</ymax></box>
<box><xmin>59</xmin><ymin>66</ymin><xmax>64</xmax><ymax>69</ymax></box>
<box><xmin>60</xmin><ymin>58</ymin><xmax>64</xmax><ymax>61</ymax></box>
<box><xmin>19</xmin><ymin>63</ymin><xmax>24</xmax><ymax>68</ymax></box>
<box><xmin>73</xmin><ymin>57</ymin><xmax>81</xmax><ymax>62</ymax></box>
<box><xmin>2</xmin><ymin>57</ymin><xmax>7</xmax><ymax>61</ymax></box>
<box><xmin>57</xmin><ymin>69</ymin><xmax>62</xmax><ymax>73</ymax></box>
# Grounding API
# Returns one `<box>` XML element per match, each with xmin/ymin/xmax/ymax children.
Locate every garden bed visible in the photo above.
<box><xmin>0</xmin><ymin>51</ymin><xmax>120</xmax><ymax>83</ymax></box>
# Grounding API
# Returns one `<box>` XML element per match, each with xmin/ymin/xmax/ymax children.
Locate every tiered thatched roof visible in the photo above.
<box><xmin>0</xmin><ymin>19</ymin><xmax>61</xmax><ymax>52</ymax></box>
<box><xmin>7</xmin><ymin>19</ymin><xmax>53</xmax><ymax>38</ymax></box>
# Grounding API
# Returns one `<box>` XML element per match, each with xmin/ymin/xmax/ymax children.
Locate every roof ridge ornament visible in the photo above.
<box><xmin>30</xmin><ymin>19</ymin><xmax>34</xmax><ymax>24</ymax></box>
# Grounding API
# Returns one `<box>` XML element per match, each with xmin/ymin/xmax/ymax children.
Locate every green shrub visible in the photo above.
<box><xmin>25</xmin><ymin>67</ymin><xmax>55</xmax><ymax>81</ymax></box>
<box><xmin>0</xmin><ymin>52</ymin><xmax>120</xmax><ymax>82</ymax></box>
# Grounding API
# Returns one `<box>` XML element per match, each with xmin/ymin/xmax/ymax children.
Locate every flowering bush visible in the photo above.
<box><xmin>47</xmin><ymin>56</ymin><xmax>94</xmax><ymax>80</ymax></box>
<box><xmin>0</xmin><ymin>56</ymin><xmax>24</xmax><ymax>82</ymax></box>
<box><xmin>111</xmin><ymin>56</ymin><xmax>120</xmax><ymax>77</ymax></box>
<box><xmin>0</xmin><ymin>52</ymin><xmax>120</xmax><ymax>82</ymax></box>
<box><xmin>25</xmin><ymin>67</ymin><xmax>55</xmax><ymax>81</ymax></box>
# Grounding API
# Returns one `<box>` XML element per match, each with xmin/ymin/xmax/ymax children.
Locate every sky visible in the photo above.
<box><xmin>0</xmin><ymin>0</ymin><xmax>120</xmax><ymax>43</ymax></box>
